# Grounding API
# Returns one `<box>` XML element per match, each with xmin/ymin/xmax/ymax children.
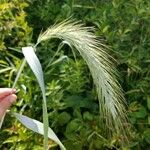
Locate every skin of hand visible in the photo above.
<box><xmin>0</xmin><ymin>88</ymin><xmax>17</xmax><ymax>120</ymax></box>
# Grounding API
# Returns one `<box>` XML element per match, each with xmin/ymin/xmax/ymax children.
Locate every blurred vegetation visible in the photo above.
<box><xmin>0</xmin><ymin>0</ymin><xmax>150</xmax><ymax>149</ymax></box>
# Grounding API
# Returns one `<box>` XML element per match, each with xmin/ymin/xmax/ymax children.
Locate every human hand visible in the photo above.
<box><xmin>0</xmin><ymin>88</ymin><xmax>17</xmax><ymax>120</ymax></box>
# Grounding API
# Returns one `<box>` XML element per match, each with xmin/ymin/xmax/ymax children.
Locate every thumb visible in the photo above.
<box><xmin>0</xmin><ymin>94</ymin><xmax>17</xmax><ymax>119</ymax></box>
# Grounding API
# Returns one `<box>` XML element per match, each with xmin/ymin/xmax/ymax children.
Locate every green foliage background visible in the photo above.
<box><xmin>0</xmin><ymin>0</ymin><xmax>150</xmax><ymax>149</ymax></box>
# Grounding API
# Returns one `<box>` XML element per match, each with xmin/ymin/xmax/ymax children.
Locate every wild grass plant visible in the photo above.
<box><xmin>0</xmin><ymin>0</ymin><xmax>149</xmax><ymax>149</ymax></box>
<box><xmin>4</xmin><ymin>19</ymin><xmax>129</xmax><ymax>149</ymax></box>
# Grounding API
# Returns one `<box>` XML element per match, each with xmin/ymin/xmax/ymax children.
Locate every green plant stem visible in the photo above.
<box><xmin>34</xmin><ymin>46</ymin><xmax>49</xmax><ymax>149</ymax></box>
<box><xmin>12</xmin><ymin>58</ymin><xmax>26</xmax><ymax>88</ymax></box>
<box><xmin>42</xmin><ymin>92</ymin><xmax>49</xmax><ymax>150</ymax></box>
<box><xmin>44</xmin><ymin>41</ymin><xmax>65</xmax><ymax>71</ymax></box>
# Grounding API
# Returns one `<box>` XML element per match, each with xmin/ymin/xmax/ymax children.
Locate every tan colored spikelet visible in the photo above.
<box><xmin>37</xmin><ymin>19</ymin><xmax>129</xmax><ymax>140</ymax></box>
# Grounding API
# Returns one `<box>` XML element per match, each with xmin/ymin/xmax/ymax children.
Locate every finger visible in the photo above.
<box><xmin>0</xmin><ymin>94</ymin><xmax>17</xmax><ymax>119</ymax></box>
<box><xmin>0</xmin><ymin>88</ymin><xmax>16</xmax><ymax>100</ymax></box>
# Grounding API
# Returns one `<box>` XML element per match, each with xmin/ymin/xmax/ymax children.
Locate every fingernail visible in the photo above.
<box><xmin>12</xmin><ymin>89</ymin><xmax>16</xmax><ymax>94</ymax></box>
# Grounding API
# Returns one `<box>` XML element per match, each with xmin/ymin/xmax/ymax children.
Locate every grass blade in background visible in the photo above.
<box><xmin>12</xmin><ymin>113</ymin><xmax>66</xmax><ymax>150</ymax></box>
<box><xmin>0</xmin><ymin>67</ymin><xmax>13</xmax><ymax>74</ymax></box>
<box><xmin>0</xmin><ymin>114</ymin><xmax>5</xmax><ymax>129</ymax></box>
<box><xmin>22</xmin><ymin>46</ymin><xmax>49</xmax><ymax>150</ymax></box>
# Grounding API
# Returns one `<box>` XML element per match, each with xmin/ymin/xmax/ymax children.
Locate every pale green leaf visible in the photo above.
<box><xmin>0</xmin><ymin>67</ymin><xmax>13</xmax><ymax>74</ymax></box>
<box><xmin>12</xmin><ymin>113</ymin><xmax>66</xmax><ymax>150</ymax></box>
<box><xmin>22</xmin><ymin>47</ymin><xmax>45</xmax><ymax>92</ymax></box>
<box><xmin>22</xmin><ymin>46</ymin><xmax>48</xmax><ymax>150</ymax></box>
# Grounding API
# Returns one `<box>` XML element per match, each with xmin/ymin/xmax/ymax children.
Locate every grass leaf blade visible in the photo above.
<box><xmin>22</xmin><ymin>46</ymin><xmax>49</xmax><ymax>149</ymax></box>
<box><xmin>12</xmin><ymin>113</ymin><xmax>66</xmax><ymax>150</ymax></box>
